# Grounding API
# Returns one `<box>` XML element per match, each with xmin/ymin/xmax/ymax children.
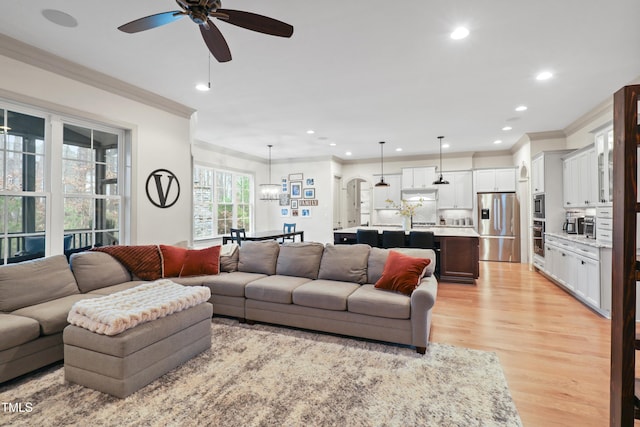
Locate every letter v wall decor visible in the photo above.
<box><xmin>145</xmin><ymin>169</ymin><xmax>180</xmax><ymax>208</ymax></box>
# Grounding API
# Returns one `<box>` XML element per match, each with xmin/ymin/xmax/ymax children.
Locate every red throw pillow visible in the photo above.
<box><xmin>160</xmin><ymin>245</ymin><xmax>188</xmax><ymax>277</ymax></box>
<box><xmin>374</xmin><ymin>250</ymin><xmax>431</xmax><ymax>296</ymax></box>
<box><xmin>179</xmin><ymin>246</ymin><xmax>221</xmax><ymax>277</ymax></box>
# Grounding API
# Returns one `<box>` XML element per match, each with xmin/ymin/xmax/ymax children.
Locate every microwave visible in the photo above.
<box><xmin>533</xmin><ymin>194</ymin><xmax>545</xmax><ymax>219</ymax></box>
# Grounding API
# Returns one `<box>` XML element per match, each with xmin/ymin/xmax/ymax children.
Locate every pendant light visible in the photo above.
<box><xmin>433</xmin><ymin>136</ymin><xmax>450</xmax><ymax>185</ymax></box>
<box><xmin>259</xmin><ymin>144</ymin><xmax>280</xmax><ymax>200</ymax></box>
<box><xmin>374</xmin><ymin>141</ymin><xmax>389</xmax><ymax>187</ymax></box>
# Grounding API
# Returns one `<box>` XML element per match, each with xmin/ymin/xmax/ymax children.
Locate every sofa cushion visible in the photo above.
<box><xmin>86</xmin><ymin>281</ymin><xmax>147</xmax><ymax>295</ymax></box>
<box><xmin>317</xmin><ymin>244</ymin><xmax>370</xmax><ymax>285</ymax></box>
<box><xmin>0</xmin><ymin>313</ymin><xmax>41</xmax><ymax>351</ymax></box>
<box><xmin>180</xmin><ymin>246</ymin><xmax>220</xmax><ymax>277</ymax></box>
<box><xmin>367</xmin><ymin>247</ymin><xmax>389</xmax><ymax>284</ymax></box>
<box><xmin>394</xmin><ymin>248</ymin><xmax>436</xmax><ymax>277</ymax></box>
<box><xmin>203</xmin><ymin>272</ymin><xmax>267</xmax><ymax>297</ymax></box>
<box><xmin>12</xmin><ymin>294</ymin><xmax>98</xmax><ymax>335</ymax></box>
<box><xmin>276</xmin><ymin>242</ymin><xmax>325</xmax><ymax>279</ymax></box>
<box><xmin>159</xmin><ymin>244</ymin><xmax>188</xmax><ymax>277</ymax></box>
<box><xmin>348</xmin><ymin>285</ymin><xmax>411</xmax><ymax>319</ymax></box>
<box><xmin>70</xmin><ymin>251</ymin><xmax>132</xmax><ymax>293</ymax></box>
<box><xmin>92</xmin><ymin>245</ymin><xmax>162</xmax><ymax>281</ymax></box>
<box><xmin>367</xmin><ymin>247</ymin><xmax>436</xmax><ymax>283</ymax></box>
<box><xmin>238</xmin><ymin>240</ymin><xmax>280</xmax><ymax>275</ymax></box>
<box><xmin>374</xmin><ymin>251</ymin><xmax>431</xmax><ymax>296</ymax></box>
<box><xmin>220</xmin><ymin>244</ymin><xmax>239</xmax><ymax>272</ymax></box>
<box><xmin>292</xmin><ymin>279</ymin><xmax>360</xmax><ymax>311</ymax></box>
<box><xmin>0</xmin><ymin>254</ymin><xmax>79</xmax><ymax>312</ymax></box>
<box><xmin>245</xmin><ymin>275</ymin><xmax>312</xmax><ymax>304</ymax></box>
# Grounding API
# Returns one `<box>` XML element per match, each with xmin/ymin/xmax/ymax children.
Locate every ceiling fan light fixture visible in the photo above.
<box><xmin>259</xmin><ymin>144</ymin><xmax>280</xmax><ymax>201</ymax></box>
<box><xmin>375</xmin><ymin>141</ymin><xmax>390</xmax><ymax>187</ymax></box>
<box><xmin>433</xmin><ymin>136</ymin><xmax>450</xmax><ymax>185</ymax></box>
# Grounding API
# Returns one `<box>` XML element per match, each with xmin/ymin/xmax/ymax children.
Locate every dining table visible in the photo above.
<box><xmin>222</xmin><ymin>229</ymin><xmax>304</xmax><ymax>245</ymax></box>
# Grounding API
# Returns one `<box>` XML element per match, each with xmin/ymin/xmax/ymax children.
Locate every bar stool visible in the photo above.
<box><xmin>382</xmin><ymin>230</ymin><xmax>406</xmax><ymax>248</ymax></box>
<box><xmin>356</xmin><ymin>229</ymin><xmax>380</xmax><ymax>247</ymax></box>
<box><xmin>409</xmin><ymin>231</ymin><xmax>435</xmax><ymax>249</ymax></box>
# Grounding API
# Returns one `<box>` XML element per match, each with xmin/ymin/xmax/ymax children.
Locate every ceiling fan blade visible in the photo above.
<box><xmin>216</xmin><ymin>9</ymin><xmax>293</xmax><ymax>38</ymax></box>
<box><xmin>200</xmin><ymin>20</ymin><xmax>232</xmax><ymax>63</ymax></box>
<box><xmin>118</xmin><ymin>11</ymin><xmax>184</xmax><ymax>33</ymax></box>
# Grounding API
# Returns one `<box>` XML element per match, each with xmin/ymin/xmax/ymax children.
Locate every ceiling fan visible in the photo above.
<box><xmin>117</xmin><ymin>0</ymin><xmax>294</xmax><ymax>63</ymax></box>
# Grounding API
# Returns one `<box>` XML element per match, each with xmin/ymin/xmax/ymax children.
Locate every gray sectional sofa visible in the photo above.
<box><xmin>0</xmin><ymin>241</ymin><xmax>438</xmax><ymax>384</ymax></box>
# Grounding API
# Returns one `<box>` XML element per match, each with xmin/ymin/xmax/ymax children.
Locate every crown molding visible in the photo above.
<box><xmin>563</xmin><ymin>98</ymin><xmax>613</xmax><ymax>137</ymax></box>
<box><xmin>526</xmin><ymin>130</ymin><xmax>566</xmax><ymax>141</ymax></box>
<box><xmin>0</xmin><ymin>33</ymin><xmax>195</xmax><ymax>119</ymax></box>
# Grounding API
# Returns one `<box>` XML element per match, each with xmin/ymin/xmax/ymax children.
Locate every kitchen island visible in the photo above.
<box><xmin>333</xmin><ymin>226</ymin><xmax>479</xmax><ymax>284</ymax></box>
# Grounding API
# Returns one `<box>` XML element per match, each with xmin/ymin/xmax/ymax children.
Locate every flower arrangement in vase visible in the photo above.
<box><xmin>385</xmin><ymin>198</ymin><xmax>423</xmax><ymax>230</ymax></box>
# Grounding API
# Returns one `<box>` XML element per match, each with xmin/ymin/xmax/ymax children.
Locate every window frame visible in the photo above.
<box><xmin>193</xmin><ymin>162</ymin><xmax>254</xmax><ymax>242</ymax></box>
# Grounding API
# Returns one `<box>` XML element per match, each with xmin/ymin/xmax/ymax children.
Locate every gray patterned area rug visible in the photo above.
<box><xmin>1</xmin><ymin>317</ymin><xmax>521</xmax><ymax>427</ymax></box>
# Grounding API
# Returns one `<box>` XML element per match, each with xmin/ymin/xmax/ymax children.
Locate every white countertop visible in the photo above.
<box><xmin>337</xmin><ymin>226</ymin><xmax>480</xmax><ymax>238</ymax></box>
<box><xmin>544</xmin><ymin>232</ymin><xmax>611</xmax><ymax>248</ymax></box>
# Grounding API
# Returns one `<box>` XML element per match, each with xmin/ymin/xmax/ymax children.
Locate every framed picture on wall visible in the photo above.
<box><xmin>289</xmin><ymin>173</ymin><xmax>303</xmax><ymax>181</ymax></box>
<box><xmin>290</xmin><ymin>181</ymin><xmax>302</xmax><ymax>198</ymax></box>
<box><xmin>306</xmin><ymin>178</ymin><xmax>314</xmax><ymax>186</ymax></box>
<box><xmin>303</xmin><ymin>188</ymin><xmax>315</xmax><ymax>199</ymax></box>
<box><xmin>292</xmin><ymin>209</ymin><xmax>299</xmax><ymax>217</ymax></box>
<box><xmin>291</xmin><ymin>200</ymin><xmax>298</xmax><ymax>209</ymax></box>
<box><xmin>301</xmin><ymin>208</ymin><xmax>311</xmax><ymax>217</ymax></box>
<box><xmin>280</xmin><ymin>208</ymin><xmax>290</xmax><ymax>217</ymax></box>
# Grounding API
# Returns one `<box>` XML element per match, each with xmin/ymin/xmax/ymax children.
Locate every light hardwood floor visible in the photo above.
<box><xmin>431</xmin><ymin>261</ymin><xmax>612</xmax><ymax>427</ymax></box>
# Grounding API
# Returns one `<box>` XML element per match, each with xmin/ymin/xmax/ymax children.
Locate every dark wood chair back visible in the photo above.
<box><xmin>230</xmin><ymin>228</ymin><xmax>246</xmax><ymax>246</ymax></box>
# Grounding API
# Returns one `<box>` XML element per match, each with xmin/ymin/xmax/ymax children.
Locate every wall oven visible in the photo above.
<box><xmin>533</xmin><ymin>194</ymin><xmax>545</xmax><ymax>219</ymax></box>
<box><xmin>533</xmin><ymin>220</ymin><xmax>545</xmax><ymax>257</ymax></box>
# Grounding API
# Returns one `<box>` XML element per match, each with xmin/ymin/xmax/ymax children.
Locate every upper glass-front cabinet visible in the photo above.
<box><xmin>596</xmin><ymin>125</ymin><xmax>614</xmax><ymax>205</ymax></box>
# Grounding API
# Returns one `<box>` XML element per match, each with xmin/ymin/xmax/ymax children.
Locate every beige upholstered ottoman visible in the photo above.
<box><xmin>63</xmin><ymin>302</ymin><xmax>212</xmax><ymax>398</ymax></box>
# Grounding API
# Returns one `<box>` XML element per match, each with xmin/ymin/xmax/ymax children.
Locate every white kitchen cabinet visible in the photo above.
<box><xmin>373</xmin><ymin>174</ymin><xmax>401</xmax><ymax>209</ymax></box>
<box><xmin>438</xmin><ymin>170</ymin><xmax>472</xmax><ymax>209</ymax></box>
<box><xmin>532</xmin><ymin>155</ymin><xmax>545</xmax><ymax>194</ymax></box>
<box><xmin>595</xmin><ymin>125</ymin><xmax>614</xmax><ymax>205</ymax></box>
<box><xmin>474</xmin><ymin>168</ymin><xmax>516</xmax><ymax>193</ymax></box>
<box><xmin>562</xmin><ymin>147</ymin><xmax>597</xmax><ymax>208</ymax></box>
<box><xmin>541</xmin><ymin>234</ymin><xmax>610</xmax><ymax>316</ymax></box>
<box><xmin>402</xmin><ymin>167</ymin><xmax>436</xmax><ymax>190</ymax></box>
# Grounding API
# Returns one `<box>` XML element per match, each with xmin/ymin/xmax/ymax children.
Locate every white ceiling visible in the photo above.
<box><xmin>0</xmin><ymin>0</ymin><xmax>639</xmax><ymax>160</ymax></box>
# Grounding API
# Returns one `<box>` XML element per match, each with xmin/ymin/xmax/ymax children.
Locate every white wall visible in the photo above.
<box><xmin>0</xmin><ymin>55</ymin><xmax>193</xmax><ymax>246</ymax></box>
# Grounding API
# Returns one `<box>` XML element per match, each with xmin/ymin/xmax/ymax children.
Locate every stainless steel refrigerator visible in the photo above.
<box><xmin>477</xmin><ymin>192</ymin><xmax>520</xmax><ymax>262</ymax></box>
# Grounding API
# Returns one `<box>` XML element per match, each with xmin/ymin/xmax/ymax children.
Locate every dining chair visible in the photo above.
<box><xmin>381</xmin><ymin>230</ymin><xmax>406</xmax><ymax>249</ymax></box>
<box><xmin>281</xmin><ymin>223</ymin><xmax>296</xmax><ymax>243</ymax></box>
<box><xmin>356</xmin><ymin>229</ymin><xmax>379</xmax><ymax>247</ymax></box>
<box><xmin>230</xmin><ymin>228</ymin><xmax>246</xmax><ymax>246</ymax></box>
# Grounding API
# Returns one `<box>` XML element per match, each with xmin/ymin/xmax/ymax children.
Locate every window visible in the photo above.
<box><xmin>0</xmin><ymin>109</ymin><xmax>47</xmax><ymax>263</ymax></box>
<box><xmin>63</xmin><ymin>123</ymin><xmax>122</xmax><ymax>249</ymax></box>
<box><xmin>193</xmin><ymin>164</ymin><xmax>253</xmax><ymax>240</ymax></box>
<box><xmin>0</xmin><ymin>101</ymin><xmax>128</xmax><ymax>264</ymax></box>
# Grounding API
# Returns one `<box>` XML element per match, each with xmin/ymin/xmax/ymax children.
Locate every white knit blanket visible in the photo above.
<box><xmin>67</xmin><ymin>280</ymin><xmax>211</xmax><ymax>336</ymax></box>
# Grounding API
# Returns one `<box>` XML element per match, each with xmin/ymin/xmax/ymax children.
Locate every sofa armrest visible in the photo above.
<box><xmin>410</xmin><ymin>275</ymin><xmax>438</xmax><ymax>351</ymax></box>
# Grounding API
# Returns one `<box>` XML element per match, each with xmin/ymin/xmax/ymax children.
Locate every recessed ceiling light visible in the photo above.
<box><xmin>329</xmin><ymin>143</ymin><xmax>336</xmax><ymax>146</ymax></box>
<box><xmin>450</xmin><ymin>27</ymin><xmax>469</xmax><ymax>40</ymax></box>
<box><xmin>395</xmin><ymin>148</ymin><xmax>403</xmax><ymax>152</ymax></box>
<box><xmin>502</xmin><ymin>126</ymin><xmax>513</xmax><ymax>131</ymax></box>
<box><xmin>306</xmin><ymin>130</ymin><xmax>315</xmax><ymax>134</ymax></box>
<box><xmin>494</xmin><ymin>140</ymin><xmax>503</xmax><ymax>144</ymax></box>
<box><xmin>515</xmin><ymin>105</ymin><xmax>528</xmax><ymax>112</ymax></box>
<box><xmin>442</xmin><ymin>143</ymin><xmax>450</xmax><ymax>149</ymax></box>
<box><xmin>536</xmin><ymin>71</ymin><xmax>553</xmax><ymax>81</ymax></box>
<box><xmin>42</xmin><ymin>9</ymin><xmax>78</xmax><ymax>28</ymax></box>
<box><xmin>345</xmin><ymin>151</ymin><xmax>352</xmax><ymax>156</ymax></box>
<box><xmin>195</xmin><ymin>83</ymin><xmax>210</xmax><ymax>91</ymax></box>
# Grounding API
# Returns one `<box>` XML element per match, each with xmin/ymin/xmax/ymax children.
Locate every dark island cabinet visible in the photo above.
<box><xmin>438</xmin><ymin>236</ymin><xmax>479</xmax><ymax>284</ymax></box>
